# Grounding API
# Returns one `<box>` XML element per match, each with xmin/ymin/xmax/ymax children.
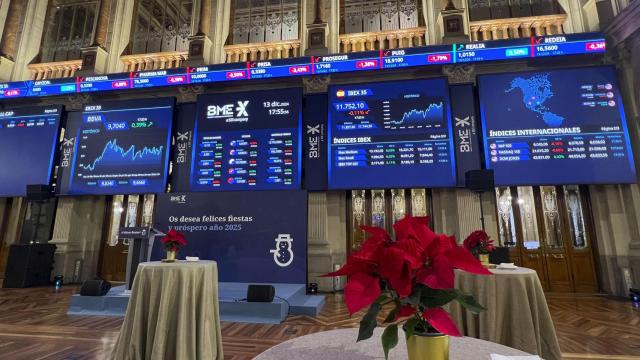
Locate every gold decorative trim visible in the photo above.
<box><xmin>339</xmin><ymin>27</ymin><xmax>426</xmax><ymax>52</ymax></box>
<box><xmin>120</xmin><ymin>51</ymin><xmax>189</xmax><ymax>72</ymax></box>
<box><xmin>223</xmin><ymin>39</ymin><xmax>301</xmax><ymax>62</ymax></box>
<box><xmin>28</xmin><ymin>59</ymin><xmax>82</xmax><ymax>80</ymax></box>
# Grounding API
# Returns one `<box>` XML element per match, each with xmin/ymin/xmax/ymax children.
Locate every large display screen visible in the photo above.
<box><xmin>152</xmin><ymin>191</ymin><xmax>308</xmax><ymax>284</ymax></box>
<box><xmin>479</xmin><ymin>66</ymin><xmax>636</xmax><ymax>185</ymax></box>
<box><xmin>190</xmin><ymin>88</ymin><xmax>302</xmax><ymax>191</ymax></box>
<box><xmin>328</xmin><ymin>79</ymin><xmax>457</xmax><ymax>189</ymax></box>
<box><xmin>0</xmin><ymin>106</ymin><xmax>61</xmax><ymax>197</ymax></box>
<box><xmin>58</xmin><ymin>98</ymin><xmax>174</xmax><ymax>195</ymax></box>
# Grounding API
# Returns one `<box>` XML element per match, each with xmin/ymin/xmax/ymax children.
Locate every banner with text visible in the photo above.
<box><xmin>303</xmin><ymin>94</ymin><xmax>328</xmax><ymax>190</ymax></box>
<box><xmin>450</xmin><ymin>84</ymin><xmax>483</xmax><ymax>187</ymax></box>
<box><xmin>169</xmin><ymin>103</ymin><xmax>196</xmax><ymax>191</ymax></box>
<box><xmin>152</xmin><ymin>191</ymin><xmax>308</xmax><ymax>284</ymax></box>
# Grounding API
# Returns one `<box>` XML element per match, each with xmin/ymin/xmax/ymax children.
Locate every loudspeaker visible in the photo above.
<box><xmin>3</xmin><ymin>244</ymin><xmax>56</xmax><ymax>288</ymax></box>
<box><xmin>489</xmin><ymin>247</ymin><xmax>511</xmax><ymax>265</ymax></box>
<box><xmin>26</xmin><ymin>184</ymin><xmax>54</xmax><ymax>201</ymax></box>
<box><xmin>80</xmin><ymin>279</ymin><xmax>112</xmax><ymax>296</ymax></box>
<box><xmin>465</xmin><ymin>169</ymin><xmax>495</xmax><ymax>193</ymax></box>
<box><xmin>247</xmin><ymin>284</ymin><xmax>275</xmax><ymax>302</ymax></box>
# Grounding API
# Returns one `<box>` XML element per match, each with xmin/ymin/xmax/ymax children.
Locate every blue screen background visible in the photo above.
<box><xmin>0</xmin><ymin>107</ymin><xmax>61</xmax><ymax>197</ymax></box>
<box><xmin>190</xmin><ymin>88</ymin><xmax>302</xmax><ymax>191</ymax></box>
<box><xmin>328</xmin><ymin>78</ymin><xmax>457</xmax><ymax>189</ymax></box>
<box><xmin>479</xmin><ymin>66</ymin><xmax>636</xmax><ymax>185</ymax></box>
<box><xmin>62</xmin><ymin>98</ymin><xmax>174</xmax><ymax>195</ymax></box>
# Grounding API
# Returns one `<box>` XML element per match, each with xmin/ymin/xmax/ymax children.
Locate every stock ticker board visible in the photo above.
<box><xmin>0</xmin><ymin>33</ymin><xmax>606</xmax><ymax>101</ymax></box>
<box><xmin>57</xmin><ymin>98</ymin><xmax>174</xmax><ymax>195</ymax></box>
<box><xmin>328</xmin><ymin>78</ymin><xmax>457</xmax><ymax>189</ymax></box>
<box><xmin>189</xmin><ymin>88</ymin><xmax>302</xmax><ymax>191</ymax></box>
<box><xmin>479</xmin><ymin>66</ymin><xmax>636</xmax><ymax>186</ymax></box>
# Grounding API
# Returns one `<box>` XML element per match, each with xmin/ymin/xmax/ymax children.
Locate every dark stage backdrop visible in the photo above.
<box><xmin>151</xmin><ymin>191</ymin><xmax>308</xmax><ymax>284</ymax></box>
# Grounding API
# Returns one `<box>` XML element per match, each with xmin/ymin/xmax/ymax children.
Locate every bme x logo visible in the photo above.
<box><xmin>235</xmin><ymin>101</ymin><xmax>249</xmax><ymax>117</ymax></box>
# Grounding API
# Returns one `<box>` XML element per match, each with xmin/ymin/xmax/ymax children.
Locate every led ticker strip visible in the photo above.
<box><xmin>0</xmin><ymin>32</ymin><xmax>605</xmax><ymax>101</ymax></box>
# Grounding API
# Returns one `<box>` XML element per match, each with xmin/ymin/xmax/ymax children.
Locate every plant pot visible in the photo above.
<box><xmin>479</xmin><ymin>253</ymin><xmax>490</xmax><ymax>267</ymax></box>
<box><xmin>406</xmin><ymin>332</ymin><xmax>449</xmax><ymax>360</ymax></box>
<box><xmin>163</xmin><ymin>250</ymin><xmax>177</xmax><ymax>263</ymax></box>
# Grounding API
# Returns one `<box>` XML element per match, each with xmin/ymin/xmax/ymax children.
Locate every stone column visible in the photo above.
<box><xmin>430</xmin><ymin>188</ymin><xmax>458</xmax><ymax>237</ymax></box>
<box><xmin>431</xmin><ymin>188</ymin><xmax>499</xmax><ymax>243</ymax></box>
<box><xmin>423</xmin><ymin>0</ymin><xmax>437</xmax><ymax>45</ymax></box>
<box><xmin>211</xmin><ymin>0</ymin><xmax>231</xmax><ymax>64</ymax></box>
<box><xmin>185</xmin><ymin>0</ymin><xmax>214</xmax><ymax>66</ymax></box>
<box><xmin>0</xmin><ymin>0</ymin><xmax>26</xmax><ymax>61</ymax></box>
<box><xmin>77</xmin><ymin>0</ymin><xmax>113</xmax><ymax>76</ymax></box>
<box><xmin>328</xmin><ymin>0</ymin><xmax>340</xmax><ymax>53</ymax></box>
<box><xmin>556</xmin><ymin>0</ymin><xmax>587</xmax><ymax>34</ymax></box>
<box><xmin>9</xmin><ymin>0</ymin><xmax>47</xmax><ymax>81</ymax></box>
<box><xmin>0</xmin><ymin>0</ymin><xmax>10</xmax><ymax>46</ymax></box>
<box><xmin>0</xmin><ymin>0</ymin><xmax>28</xmax><ymax>80</ymax></box>
<box><xmin>307</xmin><ymin>192</ymin><xmax>347</xmax><ymax>291</ymax></box>
<box><xmin>94</xmin><ymin>0</ymin><xmax>113</xmax><ymax>46</ymax></box>
<box><xmin>49</xmin><ymin>196</ymin><xmax>106</xmax><ymax>283</ymax></box>
<box><xmin>106</xmin><ymin>0</ymin><xmax>136</xmax><ymax>73</ymax></box>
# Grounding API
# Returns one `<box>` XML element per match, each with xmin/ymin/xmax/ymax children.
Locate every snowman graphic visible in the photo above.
<box><xmin>270</xmin><ymin>234</ymin><xmax>294</xmax><ymax>267</ymax></box>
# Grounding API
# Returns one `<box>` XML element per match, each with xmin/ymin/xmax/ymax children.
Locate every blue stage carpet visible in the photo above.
<box><xmin>68</xmin><ymin>283</ymin><xmax>325</xmax><ymax>324</ymax></box>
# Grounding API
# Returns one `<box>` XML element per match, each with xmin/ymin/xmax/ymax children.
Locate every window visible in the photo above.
<box><xmin>516</xmin><ymin>186</ymin><xmax>541</xmax><ymax>250</ymax></box>
<box><xmin>495</xmin><ymin>187</ymin><xmax>517</xmax><ymax>247</ymax></box>
<box><xmin>468</xmin><ymin>0</ymin><xmax>561</xmax><ymax>21</ymax></box>
<box><xmin>342</xmin><ymin>0</ymin><xmax>421</xmax><ymax>34</ymax></box>
<box><xmin>563</xmin><ymin>185</ymin><xmax>588</xmax><ymax>249</ymax></box>
<box><xmin>40</xmin><ymin>0</ymin><xmax>99</xmax><ymax>62</ymax></box>
<box><xmin>231</xmin><ymin>0</ymin><xmax>299</xmax><ymax>45</ymax></box>
<box><xmin>131</xmin><ymin>0</ymin><xmax>193</xmax><ymax>54</ymax></box>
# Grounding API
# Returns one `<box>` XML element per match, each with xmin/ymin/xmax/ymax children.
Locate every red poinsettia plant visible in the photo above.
<box><xmin>160</xmin><ymin>229</ymin><xmax>187</xmax><ymax>252</ymax></box>
<box><xmin>325</xmin><ymin>216</ymin><xmax>491</xmax><ymax>359</ymax></box>
<box><xmin>463</xmin><ymin>230</ymin><xmax>496</xmax><ymax>256</ymax></box>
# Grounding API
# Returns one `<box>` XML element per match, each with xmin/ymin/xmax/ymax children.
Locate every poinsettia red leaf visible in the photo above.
<box><xmin>376</xmin><ymin>247</ymin><xmax>413</xmax><ymax>297</ymax></box>
<box><xmin>344</xmin><ymin>273</ymin><xmax>382</xmax><ymax>315</ymax></box>
<box><xmin>426</xmin><ymin>234</ymin><xmax>457</xmax><ymax>259</ymax></box>
<box><xmin>352</xmin><ymin>231</ymin><xmax>387</xmax><ymax>262</ymax></box>
<box><xmin>360</xmin><ymin>225</ymin><xmax>391</xmax><ymax>241</ymax></box>
<box><xmin>393</xmin><ymin>217</ymin><xmax>420</xmax><ymax>242</ymax></box>
<box><xmin>395</xmin><ymin>305</ymin><xmax>415</xmax><ymax>320</ymax></box>
<box><xmin>392</xmin><ymin>217</ymin><xmax>438</xmax><ymax>263</ymax></box>
<box><xmin>423</xmin><ymin>308</ymin><xmax>461</xmax><ymax>337</ymax></box>
<box><xmin>394</xmin><ymin>238</ymin><xmax>425</xmax><ymax>270</ymax></box>
<box><xmin>446</xmin><ymin>246</ymin><xmax>492</xmax><ymax>275</ymax></box>
<box><xmin>416</xmin><ymin>255</ymin><xmax>454</xmax><ymax>289</ymax></box>
<box><xmin>390</xmin><ymin>263</ymin><xmax>413</xmax><ymax>298</ymax></box>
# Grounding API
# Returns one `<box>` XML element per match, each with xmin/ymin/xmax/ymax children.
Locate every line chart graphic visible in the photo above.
<box><xmin>79</xmin><ymin>139</ymin><xmax>164</xmax><ymax>171</ymax></box>
<box><xmin>382</xmin><ymin>99</ymin><xmax>444</xmax><ymax>130</ymax></box>
<box><xmin>384</xmin><ymin>102</ymin><xmax>444</xmax><ymax>128</ymax></box>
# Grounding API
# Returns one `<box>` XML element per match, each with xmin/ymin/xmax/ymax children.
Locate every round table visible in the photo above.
<box><xmin>111</xmin><ymin>261</ymin><xmax>224</xmax><ymax>360</ymax></box>
<box><xmin>449</xmin><ymin>267</ymin><xmax>562</xmax><ymax>360</ymax></box>
<box><xmin>253</xmin><ymin>328</ymin><xmax>532</xmax><ymax>360</ymax></box>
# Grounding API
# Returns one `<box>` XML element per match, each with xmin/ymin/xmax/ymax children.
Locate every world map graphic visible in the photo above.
<box><xmin>506</xmin><ymin>73</ymin><xmax>565</xmax><ymax>126</ymax></box>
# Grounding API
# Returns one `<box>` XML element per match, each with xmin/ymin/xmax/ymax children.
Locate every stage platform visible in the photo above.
<box><xmin>68</xmin><ymin>282</ymin><xmax>325</xmax><ymax>324</ymax></box>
